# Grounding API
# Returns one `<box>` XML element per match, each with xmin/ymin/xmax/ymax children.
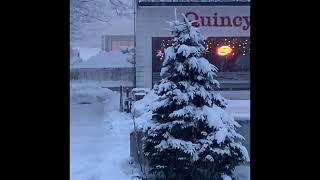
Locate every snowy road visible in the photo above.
<box><xmin>70</xmin><ymin>102</ymin><xmax>134</xmax><ymax>180</ymax></box>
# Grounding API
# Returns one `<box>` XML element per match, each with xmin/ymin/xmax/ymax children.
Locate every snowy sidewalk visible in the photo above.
<box><xmin>70</xmin><ymin>103</ymin><xmax>109</xmax><ymax>180</ymax></box>
<box><xmin>70</xmin><ymin>102</ymin><xmax>134</xmax><ymax>180</ymax></box>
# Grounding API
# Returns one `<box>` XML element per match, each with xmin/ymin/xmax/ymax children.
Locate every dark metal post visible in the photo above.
<box><xmin>133</xmin><ymin>0</ymin><xmax>137</xmax><ymax>88</ymax></box>
<box><xmin>120</xmin><ymin>85</ymin><xmax>123</xmax><ymax>112</ymax></box>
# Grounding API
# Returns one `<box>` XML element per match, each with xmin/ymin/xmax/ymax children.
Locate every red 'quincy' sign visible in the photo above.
<box><xmin>185</xmin><ymin>12</ymin><xmax>250</xmax><ymax>31</ymax></box>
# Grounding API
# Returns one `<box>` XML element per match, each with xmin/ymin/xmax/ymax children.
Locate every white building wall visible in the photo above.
<box><xmin>136</xmin><ymin>5</ymin><xmax>250</xmax><ymax>88</ymax></box>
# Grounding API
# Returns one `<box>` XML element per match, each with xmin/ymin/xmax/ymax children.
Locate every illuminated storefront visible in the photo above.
<box><xmin>152</xmin><ymin>37</ymin><xmax>250</xmax><ymax>85</ymax></box>
<box><xmin>136</xmin><ymin>1</ymin><xmax>250</xmax><ymax>89</ymax></box>
<box><xmin>99</xmin><ymin>1</ymin><xmax>250</xmax><ymax>89</ymax></box>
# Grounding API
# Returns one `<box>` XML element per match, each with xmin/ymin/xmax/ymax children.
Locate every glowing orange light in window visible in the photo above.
<box><xmin>217</xmin><ymin>45</ymin><xmax>233</xmax><ymax>56</ymax></box>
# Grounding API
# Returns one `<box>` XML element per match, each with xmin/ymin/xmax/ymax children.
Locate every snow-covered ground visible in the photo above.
<box><xmin>75</xmin><ymin>80</ymin><xmax>133</xmax><ymax>88</ymax></box>
<box><xmin>70</xmin><ymin>98</ymin><xmax>136</xmax><ymax>180</ymax></box>
<box><xmin>227</xmin><ymin>100</ymin><xmax>250</xmax><ymax>120</ymax></box>
<box><xmin>73</xmin><ymin>47</ymin><xmax>101</xmax><ymax>61</ymax></box>
<box><xmin>70</xmin><ymin>85</ymin><xmax>250</xmax><ymax>180</ymax></box>
<box><xmin>218</xmin><ymin>90</ymin><xmax>250</xmax><ymax>100</ymax></box>
<box><xmin>70</xmin><ymin>81</ymin><xmax>120</xmax><ymax>104</ymax></box>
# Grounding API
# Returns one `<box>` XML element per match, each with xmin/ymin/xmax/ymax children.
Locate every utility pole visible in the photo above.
<box><xmin>133</xmin><ymin>0</ymin><xmax>137</xmax><ymax>88</ymax></box>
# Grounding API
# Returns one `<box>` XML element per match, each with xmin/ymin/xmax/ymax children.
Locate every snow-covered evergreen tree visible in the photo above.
<box><xmin>142</xmin><ymin>13</ymin><xmax>249</xmax><ymax>180</ymax></box>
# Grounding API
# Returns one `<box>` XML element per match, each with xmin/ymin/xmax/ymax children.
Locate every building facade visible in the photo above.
<box><xmin>136</xmin><ymin>1</ymin><xmax>250</xmax><ymax>89</ymax></box>
<box><xmin>101</xmin><ymin>35</ymin><xmax>134</xmax><ymax>52</ymax></box>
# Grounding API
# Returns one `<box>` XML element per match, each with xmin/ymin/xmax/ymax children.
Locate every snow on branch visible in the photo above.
<box><xmin>155</xmin><ymin>134</ymin><xmax>200</xmax><ymax>161</ymax></box>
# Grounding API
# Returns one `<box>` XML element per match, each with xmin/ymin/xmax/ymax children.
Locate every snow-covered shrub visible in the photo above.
<box><xmin>120</xmin><ymin>47</ymin><xmax>135</xmax><ymax>65</ymax></box>
<box><xmin>70</xmin><ymin>81</ymin><xmax>117</xmax><ymax>104</ymax></box>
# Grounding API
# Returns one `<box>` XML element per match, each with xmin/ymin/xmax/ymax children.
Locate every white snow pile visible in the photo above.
<box><xmin>73</xmin><ymin>51</ymin><xmax>133</xmax><ymax>68</ymax></box>
<box><xmin>74</xmin><ymin>47</ymin><xmax>101</xmax><ymax>61</ymax></box>
<box><xmin>133</xmin><ymin>89</ymin><xmax>158</xmax><ymax>114</ymax></box>
<box><xmin>70</xmin><ymin>81</ymin><xmax>118</xmax><ymax>104</ymax></box>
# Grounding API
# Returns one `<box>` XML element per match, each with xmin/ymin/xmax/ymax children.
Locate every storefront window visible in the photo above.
<box><xmin>205</xmin><ymin>37</ymin><xmax>250</xmax><ymax>72</ymax></box>
<box><xmin>152</xmin><ymin>37</ymin><xmax>250</xmax><ymax>85</ymax></box>
<box><xmin>152</xmin><ymin>37</ymin><xmax>250</xmax><ymax>73</ymax></box>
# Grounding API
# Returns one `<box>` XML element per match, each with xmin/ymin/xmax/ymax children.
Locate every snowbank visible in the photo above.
<box><xmin>70</xmin><ymin>81</ymin><xmax>118</xmax><ymax>104</ymax></box>
<box><xmin>74</xmin><ymin>47</ymin><xmax>101</xmax><ymax>61</ymax></box>
<box><xmin>73</xmin><ymin>51</ymin><xmax>133</xmax><ymax>68</ymax></box>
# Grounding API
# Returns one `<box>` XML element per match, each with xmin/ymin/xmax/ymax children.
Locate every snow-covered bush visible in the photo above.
<box><xmin>70</xmin><ymin>81</ymin><xmax>117</xmax><ymax>104</ymax></box>
<box><xmin>138</xmin><ymin>13</ymin><xmax>249</xmax><ymax>180</ymax></box>
<box><xmin>120</xmin><ymin>47</ymin><xmax>135</xmax><ymax>65</ymax></box>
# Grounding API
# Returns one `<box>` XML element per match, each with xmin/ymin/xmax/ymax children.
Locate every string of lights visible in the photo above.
<box><xmin>156</xmin><ymin>37</ymin><xmax>250</xmax><ymax>60</ymax></box>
